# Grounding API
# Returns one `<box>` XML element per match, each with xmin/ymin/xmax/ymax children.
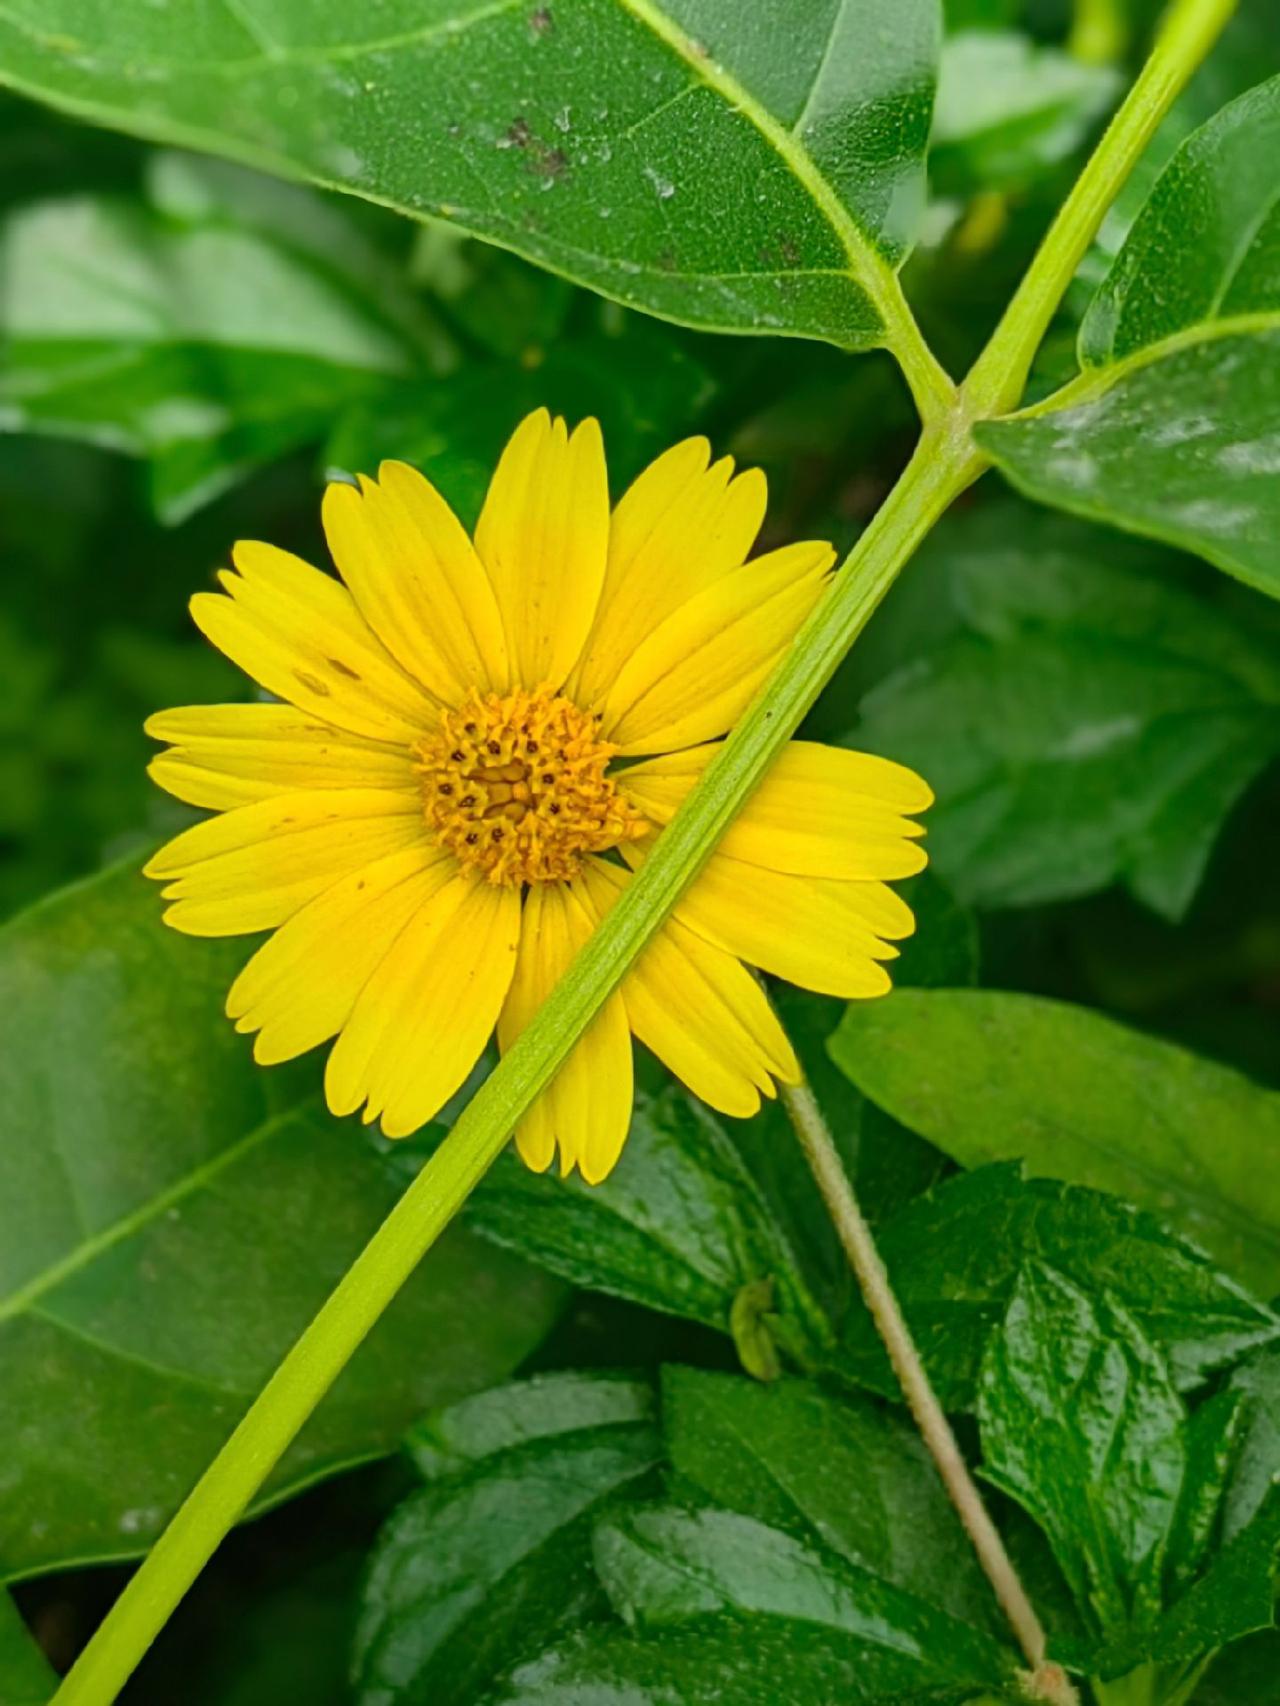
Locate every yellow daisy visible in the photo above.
<box><xmin>144</xmin><ymin>410</ymin><xmax>931</xmax><ymax>1183</ymax></box>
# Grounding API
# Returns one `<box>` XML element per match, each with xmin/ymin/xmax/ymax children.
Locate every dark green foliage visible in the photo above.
<box><xmin>3</xmin><ymin>6</ymin><xmax>1280</xmax><ymax>1705</ymax></box>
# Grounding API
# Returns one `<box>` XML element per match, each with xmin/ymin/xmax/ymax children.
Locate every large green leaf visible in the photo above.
<box><xmin>0</xmin><ymin>153</ymin><xmax>449</xmax><ymax>522</ymax></box>
<box><xmin>354</xmin><ymin>1372</ymin><xmax>659</xmax><ymax>1706</ymax></box>
<box><xmin>0</xmin><ymin>862</ymin><xmax>562</xmax><ymax>1581</ymax></box>
<box><xmin>0</xmin><ymin>1591</ymin><xmax>53</xmax><ymax>1706</ymax></box>
<box><xmin>853</xmin><ymin>505</ymin><xmax>1280</xmax><ymax>918</ymax></box>
<box><xmin>979</xmin><ymin>78</ymin><xmax>1280</xmax><ymax>596</ymax></box>
<box><xmin>829</xmin><ymin>990</ymin><xmax>1280</xmax><ymax>1297</ymax></box>
<box><xmin>662</xmin><ymin>1367</ymin><xmax>997</xmax><ymax>1632</ymax></box>
<box><xmin>836</xmin><ymin>1164</ymin><xmax>1279</xmax><ymax>1410</ymax></box>
<box><xmin>592</xmin><ymin>1504</ymin><xmax>1014</xmax><ymax>1698</ymax></box>
<box><xmin>0</xmin><ymin>0</ymin><xmax>940</xmax><ymax>351</ymax></box>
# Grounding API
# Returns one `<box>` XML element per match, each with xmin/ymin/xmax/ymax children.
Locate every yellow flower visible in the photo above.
<box><xmin>145</xmin><ymin>411</ymin><xmax>931</xmax><ymax>1183</ymax></box>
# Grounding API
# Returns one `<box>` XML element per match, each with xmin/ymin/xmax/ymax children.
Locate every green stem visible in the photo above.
<box><xmin>778</xmin><ymin>1079</ymin><xmax>1080</xmax><ymax>1706</ymax></box>
<box><xmin>51</xmin><ymin>423</ymin><xmax>983</xmax><ymax>1706</ymax></box>
<box><xmin>964</xmin><ymin>0</ymin><xmax>1236</xmax><ymax>418</ymax></box>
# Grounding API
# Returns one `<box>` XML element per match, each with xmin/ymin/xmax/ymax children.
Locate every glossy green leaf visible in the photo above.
<box><xmin>979</xmin><ymin>1262</ymin><xmax>1187</xmax><ymax>1636</ymax></box>
<box><xmin>0</xmin><ymin>0</ymin><xmax>941</xmax><ymax>351</ymax></box>
<box><xmin>1193</xmin><ymin>1631</ymin><xmax>1280</xmax><ymax>1705</ymax></box>
<box><xmin>354</xmin><ymin>1372</ymin><xmax>659</xmax><ymax>1706</ymax></box>
<box><xmin>0</xmin><ymin>863</ymin><xmax>562</xmax><ymax>1581</ymax></box>
<box><xmin>853</xmin><ymin>506</ymin><xmax>1280</xmax><ymax>917</ymax></box>
<box><xmin>1223</xmin><ymin>1343</ymin><xmax>1280</xmax><ymax>1542</ymax></box>
<box><xmin>593</xmin><ymin>1505</ymin><xmax>1013</xmax><ymax>1697</ymax></box>
<box><xmin>487</xmin><ymin>1622</ymin><xmax>983</xmax><ymax>1705</ymax></box>
<box><xmin>979</xmin><ymin>78</ymin><xmax>1280</xmax><ymax>597</ymax></box>
<box><xmin>0</xmin><ymin>154</ymin><xmax>447</xmax><ymax>522</ymax></box>
<box><xmin>661</xmin><ymin>1367</ymin><xmax>997</xmax><ymax>1632</ymax></box>
<box><xmin>0</xmin><ymin>1591</ymin><xmax>54</xmax><ymax>1706</ymax></box>
<box><xmin>931</xmin><ymin>31</ymin><xmax>1119</xmax><ymax>195</ymax></box>
<box><xmin>830</xmin><ymin>990</ymin><xmax>1280</xmax><ymax>1297</ymax></box>
<box><xmin>402</xmin><ymin>1077</ymin><xmax>833</xmax><ymax>1368</ymax></box>
<box><xmin>1076</xmin><ymin>1488</ymin><xmax>1280</xmax><ymax>1683</ymax></box>
<box><xmin>836</xmin><ymin>1165</ymin><xmax>1279</xmax><ymax>1410</ymax></box>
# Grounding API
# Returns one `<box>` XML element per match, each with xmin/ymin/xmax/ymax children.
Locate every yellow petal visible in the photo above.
<box><xmin>572</xmin><ymin>438</ymin><xmax>766</xmax><ymax>709</ymax></box>
<box><xmin>325</xmin><ymin>874</ymin><xmax>520</xmax><ymax>1138</ymax></box>
<box><xmin>322</xmin><ymin>463</ymin><xmax>508</xmax><ymax>704</ymax></box>
<box><xmin>192</xmin><ymin>540</ymin><xmax>432</xmax><ymax>742</ymax></box>
<box><xmin>579</xmin><ymin>859</ymin><xmax>797</xmax><ymax>1119</ymax></box>
<box><xmin>599</xmin><ymin>540</ymin><xmax>833</xmax><ymax>755</ymax></box>
<box><xmin>473</xmin><ymin>410</ymin><xmax>609</xmax><ymax>692</ymax></box>
<box><xmin>622</xmin><ymin>741</ymin><xmax>931</xmax><ymax>880</ymax></box>
<box><xmin>144</xmin><ymin>788</ymin><xmax>423</xmax><ymax>936</ymax></box>
<box><xmin>498</xmin><ymin>880</ymin><xmax>632</xmax><ymax>1183</ymax></box>
<box><xmin>226</xmin><ymin>842</ymin><xmax>454</xmax><ymax>1065</ymax></box>
<box><xmin>624</xmin><ymin>843</ymin><xmax>914</xmax><ymax>999</ymax></box>
<box><xmin>146</xmin><ymin>703</ymin><xmax>417</xmax><ymax>810</ymax></box>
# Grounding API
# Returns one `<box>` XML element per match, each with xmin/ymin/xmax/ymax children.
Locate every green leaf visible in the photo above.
<box><xmin>829</xmin><ymin>989</ymin><xmax>1280</xmax><ymax>1297</ymax></box>
<box><xmin>0</xmin><ymin>0</ymin><xmax>940</xmax><ymax>351</ymax></box>
<box><xmin>661</xmin><ymin>1367</ymin><xmax>997</xmax><ymax>1632</ymax></box>
<box><xmin>485</xmin><ymin>1622</ymin><xmax>988</xmax><ymax>1705</ymax></box>
<box><xmin>836</xmin><ymin>1165</ymin><xmax>1279</xmax><ymax>1411</ymax></box>
<box><xmin>353</xmin><ymin>1372</ymin><xmax>660</xmax><ymax>1706</ymax></box>
<box><xmin>978</xmin><ymin>78</ymin><xmax>1280</xmax><ymax>597</ymax></box>
<box><xmin>0</xmin><ymin>1591</ymin><xmax>54</xmax><ymax>1706</ymax></box>
<box><xmin>0</xmin><ymin>862</ymin><xmax>562</xmax><ymax>1580</ymax></box>
<box><xmin>931</xmin><ymin>31</ymin><xmax>1120</xmax><ymax>195</ymax></box>
<box><xmin>592</xmin><ymin>1504</ymin><xmax>1014</xmax><ymax>1698</ymax></box>
<box><xmin>1078</xmin><ymin>1488</ymin><xmax>1280</xmax><ymax>1682</ymax></box>
<box><xmin>853</xmin><ymin>505</ymin><xmax>1280</xmax><ymax>918</ymax></box>
<box><xmin>406</xmin><ymin>1077</ymin><xmax>833</xmax><ymax>1367</ymax></box>
<box><xmin>1223</xmin><ymin>1343</ymin><xmax>1280</xmax><ymax>1542</ymax></box>
<box><xmin>979</xmin><ymin>1263</ymin><xmax>1187</xmax><ymax>1636</ymax></box>
<box><xmin>1193</xmin><ymin>1631</ymin><xmax>1280</xmax><ymax>1705</ymax></box>
<box><xmin>0</xmin><ymin>154</ymin><xmax>446</xmax><ymax>522</ymax></box>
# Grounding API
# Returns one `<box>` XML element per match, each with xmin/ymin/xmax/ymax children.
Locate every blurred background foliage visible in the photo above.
<box><xmin>3</xmin><ymin>1</ymin><xmax>1280</xmax><ymax>1700</ymax></box>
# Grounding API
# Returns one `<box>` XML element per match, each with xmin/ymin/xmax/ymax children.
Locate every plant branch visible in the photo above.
<box><xmin>778</xmin><ymin>1077</ymin><xmax>1080</xmax><ymax>1706</ymax></box>
<box><xmin>51</xmin><ymin>423</ymin><xmax>983</xmax><ymax>1706</ymax></box>
<box><xmin>964</xmin><ymin>0</ymin><xmax>1236</xmax><ymax>419</ymax></box>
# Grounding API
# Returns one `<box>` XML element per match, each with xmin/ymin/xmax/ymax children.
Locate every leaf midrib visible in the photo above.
<box><xmin>1004</xmin><ymin>309</ymin><xmax>1280</xmax><ymax>421</ymax></box>
<box><xmin>0</xmin><ymin>1094</ymin><xmax>319</xmax><ymax>1322</ymax></box>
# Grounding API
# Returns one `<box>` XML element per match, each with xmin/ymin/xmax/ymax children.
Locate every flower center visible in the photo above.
<box><xmin>415</xmin><ymin>689</ymin><xmax>649</xmax><ymax>885</ymax></box>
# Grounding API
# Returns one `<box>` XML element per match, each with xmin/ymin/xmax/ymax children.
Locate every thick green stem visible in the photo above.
<box><xmin>51</xmin><ymin>425</ymin><xmax>983</xmax><ymax>1706</ymax></box>
<box><xmin>964</xmin><ymin>0</ymin><xmax>1236</xmax><ymax>418</ymax></box>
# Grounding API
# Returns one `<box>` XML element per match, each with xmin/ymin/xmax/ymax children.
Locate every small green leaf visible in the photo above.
<box><xmin>0</xmin><ymin>863</ymin><xmax>562</xmax><ymax>1580</ymax></box>
<box><xmin>661</xmin><ymin>1367</ymin><xmax>997</xmax><ymax>1632</ymax></box>
<box><xmin>979</xmin><ymin>78</ymin><xmax>1280</xmax><ymax>596</ymax></box>
<box><xmin>835</xmin><ymin>1165</ymin><xmax>1279</xmax><ymax>1410</ymax></box>
<box><xmin>353</xmin><ymin>1372</ymin><xmax>660</xmax><ymax>1706</ymax></box>
<box><xmin>0</xmin><ymin>0</ymin><xmax>942</xmax><ymax>352</ymax></box>
<box><xmin>829</xmin><ymin>990</ymin><xmax>1280</xmax><ymax>1297</ymax></box>
<box><xmin>0</xmin><ymin>1591</ymin><xmax>53</xmax><ymax>1706</ymax></box>
<box><xmin>980</xmin><ymin>1263</ymin><xmax>1186</xmax><ymax>1635</ymax></box>
<box><xmin>593</xmin><ymin>1505</ymin><xmax>1014</xmax><ymax>1697</ymax></box>
<box><xmin>931</xmin><ymin>31</ymin><xmax>1120</xmax><ymax>195</ymax></box>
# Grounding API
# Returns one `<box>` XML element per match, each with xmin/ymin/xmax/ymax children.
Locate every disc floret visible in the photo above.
<box><xmin>416</xmin><ymin>688</ymin><xmax>649</xmax><ymax>885</ymax></box>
